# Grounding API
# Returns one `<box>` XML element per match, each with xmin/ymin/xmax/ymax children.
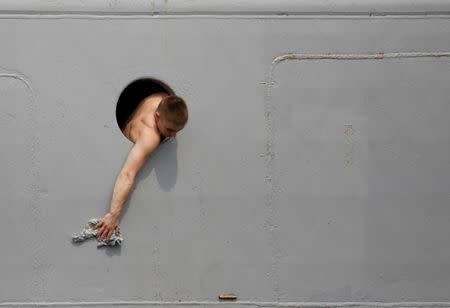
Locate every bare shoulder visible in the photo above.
<box><xmin>143</xmin><ymin>92</ymin><xmax>168</xmax><ymax>105</ymax></box>
<box><xmin>120</xmin><ymin>128</ymin><xmax>160</xmax><ymax>178</ymax></box>
<box><xmin>136</xmin><ymin>125</ymin><xmax>160</xmax><ymax>150</ymax></box>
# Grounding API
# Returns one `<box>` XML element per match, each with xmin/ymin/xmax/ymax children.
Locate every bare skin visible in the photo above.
<box><xmin>94</xmin><ymin>92</ymin><xmax>185</xmax><ymax>240</ymax></box>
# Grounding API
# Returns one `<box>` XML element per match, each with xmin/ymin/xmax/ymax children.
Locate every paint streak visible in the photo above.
<box><xmin>263</xmin><ymin>51</ymin><xmax>283</xmax><ymax>301</ymax></box>
<box><xmin>192</xmin><ymin>165</ymin><xmax>207</xmax><ymax>232</ymax></box>
<box><xmin>344</xmin><ymin>124</ymin><xmax>354</xmax><ymax>167</ymax></box>
<box><xmin>152</xmin><ymin>230</ymin><xmax>163</xmax><ymax>300</ymax></box>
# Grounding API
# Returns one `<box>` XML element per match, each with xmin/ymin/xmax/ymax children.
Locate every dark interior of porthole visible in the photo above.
<box><xmin>116</xmin><ymin>78</ymin><xmax>175</xmax><ymax>134</ymax></box>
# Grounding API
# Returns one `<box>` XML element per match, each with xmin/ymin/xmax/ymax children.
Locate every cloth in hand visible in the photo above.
<box><xmin>72</xmin><ymin>218</ymin><xmax>123</xmax><ymax>247</ymax></box>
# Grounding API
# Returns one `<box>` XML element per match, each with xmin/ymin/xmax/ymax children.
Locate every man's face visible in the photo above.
<box><xmin>157</xmin><ymin>118</ymin><xmax>184</xmax><ymax>138</ymax></box>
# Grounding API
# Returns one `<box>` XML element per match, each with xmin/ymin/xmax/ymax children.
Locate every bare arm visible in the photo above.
<box><xmin>95</xmin><ymin>130</ymin><xmax>160</xmax><ymax>240</ymax></box>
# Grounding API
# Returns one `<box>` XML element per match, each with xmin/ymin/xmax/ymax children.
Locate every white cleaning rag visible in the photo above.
<box><xmin>72</xmin><ymin>218</ymin><xmax>123</xmax><ymax>247</ymax></box>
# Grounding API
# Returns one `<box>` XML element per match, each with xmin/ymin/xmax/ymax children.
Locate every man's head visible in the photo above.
<box><xmin>155</xmin><ymin>95</ymin><xmax>188</xmax><ymax>137</ymax></box>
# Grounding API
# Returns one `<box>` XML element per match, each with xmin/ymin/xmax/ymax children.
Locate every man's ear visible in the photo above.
<box><xmin>155</xmin><ymin>111</ymin><xmax>160</xmax><ymax>120</ymax></box>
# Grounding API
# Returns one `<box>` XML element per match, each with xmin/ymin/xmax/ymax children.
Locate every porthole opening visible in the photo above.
<box><xmin>115</xmin><ymin>78</ymin><xmax>175</xmax><ymax>134</ymax></box>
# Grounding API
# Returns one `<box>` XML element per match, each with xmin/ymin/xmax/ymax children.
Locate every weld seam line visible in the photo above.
<box><xmin>1</xmin><ymin>13</ymin><xmax>450</xmax><ymax>19</ymax></box>
<box><xmin>2</xmin><ymin>301</ymin><xmax>450</xmax><ymax>307</ymax></box>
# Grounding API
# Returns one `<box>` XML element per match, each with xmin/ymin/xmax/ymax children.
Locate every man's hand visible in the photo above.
<box><xmin>94</xmin><ymin>212</ymin><xmax>120</xmax><ymax>241</ymax></box>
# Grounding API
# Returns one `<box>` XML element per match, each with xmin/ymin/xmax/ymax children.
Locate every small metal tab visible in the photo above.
<box><xmin>218</xmin><ymin>293</ymin><xmax>237</xmax><ymax>301</ymax></box>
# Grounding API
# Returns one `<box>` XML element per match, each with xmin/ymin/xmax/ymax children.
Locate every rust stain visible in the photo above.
<box><xmin>344</xmin><ymin>124</ymin><xmax>354</xmax><ymax>167</ymax></box>
<box><xmin>286</xmin><ymin>53</ymin><xmax>297</xmax><ymax>60</ymax></box>
<box><xmin>376</xmin><ymin>52</ymin><xmax>385</xmax><ymax>59</ymax></box>
<box><xmin>344</xmin><ymin>124</ymin><xmax>354</xmax><ymax>137</ymax></box>
<box><xmin>219</xmin><ymin>293</ymin><xmax>237</xmax><ymax>301</ymax></box>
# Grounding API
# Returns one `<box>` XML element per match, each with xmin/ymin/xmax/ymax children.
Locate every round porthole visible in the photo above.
<box><xmin>116</xmin><ymin>78</ymin><xmax>175</xmax><ymax>134</ymax></box>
